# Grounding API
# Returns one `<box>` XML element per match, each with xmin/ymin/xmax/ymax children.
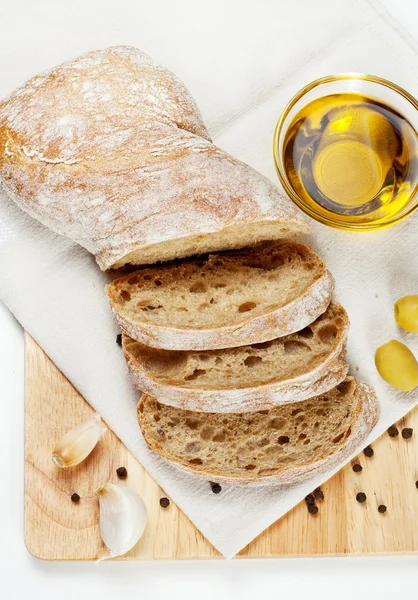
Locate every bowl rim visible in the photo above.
<box><xmin>273</xmin><ymin>73</ymin><xmax>418</xmax><ymax>230</ymax></box>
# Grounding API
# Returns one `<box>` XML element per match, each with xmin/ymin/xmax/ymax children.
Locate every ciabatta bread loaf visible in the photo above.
<box><xmin>123</xmin><ymin>303</ymin><xmax>349</xmax><ymax>412</ymax></box>
<box><xmin>0</xmin><ymin>46</ymin><xmax>310</xmax><ymax>271</ymax></box>
<box><xmin>137</xmin><ymin>377</ymin><xmax>379</xmax><ymax>485</ymax></box>
<box><xmin>107</xmin><ymin>241</ymin><xmax>334</xmax><ymax>350</ymax></box>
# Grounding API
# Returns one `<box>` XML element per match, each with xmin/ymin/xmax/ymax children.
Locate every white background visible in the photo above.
<box><xmin>1</xmin><ymin>0</ymin><xmax>418</xmax><ymax>598</ymax></box>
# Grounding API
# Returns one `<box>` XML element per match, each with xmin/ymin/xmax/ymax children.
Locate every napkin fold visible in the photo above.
<box><xmin>1</xmin><ymin>0</ymin><xmax>418</xmax><ymax>558</ymax></box>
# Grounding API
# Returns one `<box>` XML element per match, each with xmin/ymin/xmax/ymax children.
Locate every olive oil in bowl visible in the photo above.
<box><xmin>275</xmin><ymin>76</ymin><xmax>418</xmax><ymax>230</ymax></box>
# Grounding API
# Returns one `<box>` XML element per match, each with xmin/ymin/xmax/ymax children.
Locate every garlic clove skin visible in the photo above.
<box><xmin>51</xmin><ymin>413</ymin><xmax>105</xmax><ymax>468</ymax></box>
<box><xmin>95</xmin><ymin>483</ymin><xmax>148</xmax><ymax>560</ymax></box>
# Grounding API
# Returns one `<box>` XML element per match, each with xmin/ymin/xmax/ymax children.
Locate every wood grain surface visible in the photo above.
<box><xmin>24</xmin><ymin>333</ymin><xmax>418</xmax><ymax>560</ymax></box>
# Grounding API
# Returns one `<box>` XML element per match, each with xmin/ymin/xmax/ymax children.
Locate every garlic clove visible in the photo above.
<box><xmin>51</xmin><ymin>413</ymin><xmax>105</xmax><ymax>468</ymax></box>
<box><xmin>95</xmin><ymin>483</ymin><xmax>148</xmax><ymax>560</ymax></box>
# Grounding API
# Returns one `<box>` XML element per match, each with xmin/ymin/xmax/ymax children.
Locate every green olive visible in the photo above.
<box><xmin>395</xmin><ymin>295</ymin><xmax>418</xmax><ymax>333</ymax></box>
<box><xmin>375</xmin><ymin>340</ymin><xmax>418</xmax><ymax>392</ymax></box>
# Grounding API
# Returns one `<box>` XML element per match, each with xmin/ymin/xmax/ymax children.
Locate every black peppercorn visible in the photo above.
<box><xmin>159</xmin><ymin>497</ymin><xmax>170</xmax><ymax>508</ymax></box>
<box><xmin>415</xmin><ymin>481</ymin><xmax>418</xmax><ymax>490</ymax></box>
<box><xmin>363</xmin><ymin>446</ymin><xmax>374</xmax><ymax>458</ymax></box>
<box><xmin>305</xmin><ymin>493</ymin><xmax>315</xmax><ymax>505</ymax></box>
<box><xmin>378</xmin><ymin>504</ymin><xmax>387</xmax><ymax>513</ymax></box>
<box><xmin>308</xmin><ymin>504</ymin><xmax>318</xmax><ymax>515</ymax></box>
<box><xmin>387</xmin><ymin>425</ymin><xmax>399</xmax><ymax>438</ymax></box>
<box><xmin>356</xmin><ymin>492</ymin><xmax>367</xmax><ymax>503</ymax></box>
<box><xmin>71</xmin><ymin>493</ymin><xmax>80</xmax><ymax>503</ymax></box>
<box><xmin>210</xmin><ymin>482</ymin><xmax>222</xmax><ymax>494</ymax></box>
<box><xmin>352</xmin><ymin>463</ymin><xmax>363</xmax><ymax>473</ymax></box>
<box><xmin>116</xmin><ymin>466</ymin><xmax>128</xmax><ymax>479</ymax></box>
<box><xmin>116</xmin><ymin>333</ymin><xmax>122</xmax><ymax>346</ymax></box>
<box><xmin>402</xmin><ymin>428</ymin><xmax>413</xmax><ymax>440</ymax></box>
<box><xmin>313</xmin><ymin>487</ymin><xmax>324</xmax><ymax>500</ymax></box>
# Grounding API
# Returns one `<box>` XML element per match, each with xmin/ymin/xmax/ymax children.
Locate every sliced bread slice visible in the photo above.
<box><xmin>107</xmin><ymin>242</ymin><xmax>334</xmax><ymax>351</ymax></box>
<box><xmin>137</xmin><ymin>376</ymin><xmax>379</xmax><ymax>485</ymax></box>
<box><xmin>123</xmin><ymin>303</ymin><xmax>349</xmax><ymax>412</ymax></box>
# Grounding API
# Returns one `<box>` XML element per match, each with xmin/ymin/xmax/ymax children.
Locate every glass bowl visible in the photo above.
<box><xmin>273</xmin><ymin>74</ymin><xmax>418</xmax><ymax>231</ymax></box>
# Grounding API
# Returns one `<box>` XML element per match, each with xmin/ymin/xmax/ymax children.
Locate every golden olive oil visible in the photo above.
<box><xmin>282</xmin><ymin>93</ymin><xmax>418</xmax><ymax>224</ymax></box>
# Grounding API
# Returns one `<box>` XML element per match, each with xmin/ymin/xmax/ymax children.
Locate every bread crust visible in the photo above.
<box><xmin>138</xmin><ymin>381</ymin><xmax>379</xmax><ymax>486</ymax></box>
<box><xmin>0</xmin><ymin>46</ymin><xmax>310</xmax><ymax>270</ymax></box>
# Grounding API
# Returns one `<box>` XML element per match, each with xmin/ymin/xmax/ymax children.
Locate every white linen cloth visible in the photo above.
<box><xmin>0</xmin><ymin>0</ymin><xmax>417</xmax><ymax>558</ymax></box>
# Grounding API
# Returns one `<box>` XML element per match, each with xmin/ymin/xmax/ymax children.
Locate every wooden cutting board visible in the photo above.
<box><xmin>24</xmin><ymin>333</ymin><xmax>418</xmax><ymax>560</ymax></box>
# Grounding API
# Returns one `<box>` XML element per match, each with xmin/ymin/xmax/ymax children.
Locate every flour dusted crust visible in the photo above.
<box><xmin>0</xmin><ymin>46</ymin><xmax>310</xmax><ymax>270</ymax></box>
<box><xmin>138</xmin><ymin>381</ymin><xmax>379</xmax><ymax>486</ymax></box>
